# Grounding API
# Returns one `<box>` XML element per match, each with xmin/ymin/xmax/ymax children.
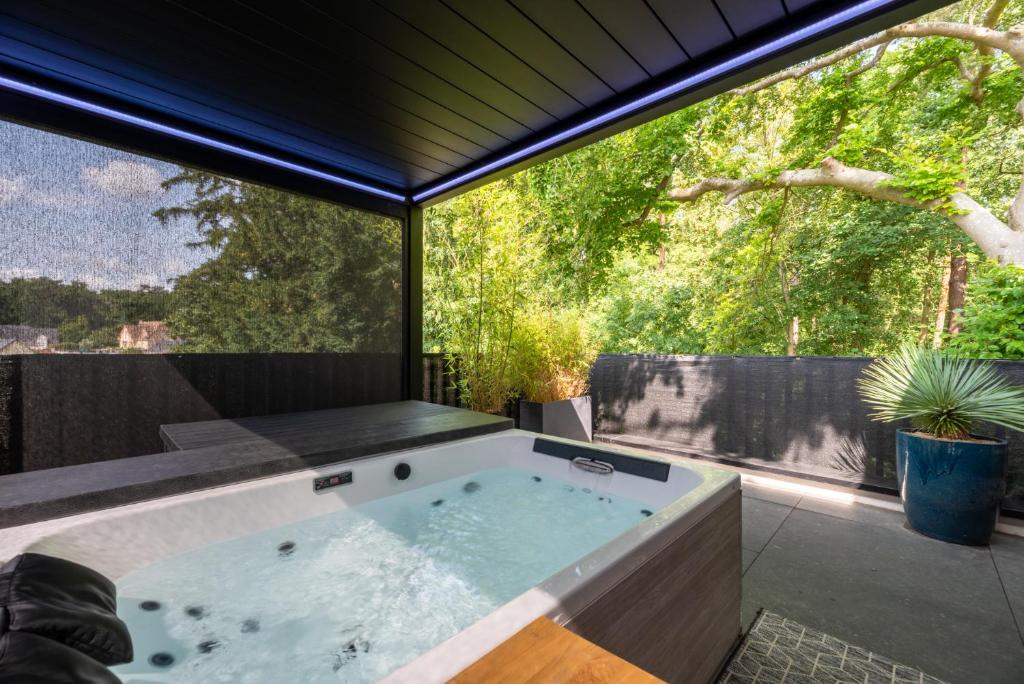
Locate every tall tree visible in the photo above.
<box><xmin>424</xmin><ymin>0</ymin><xmax>1024</xmax><ymax>359</ymax></box>
<box><xmin>156</xmin><ymin>169</ymin><xmax>403</xmax><ymax>353</ymax></box>
<box><xmin>666</xmin><ymin>0</ymin><xmax>1024</xmax><ymax>266</ymax></box>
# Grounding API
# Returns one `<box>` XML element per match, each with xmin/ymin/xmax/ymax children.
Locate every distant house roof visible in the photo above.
<box><xmin>0</xmin><ymin>325</ymin><xmax>59</xmax><ymax>347</ymax></box>
<box><xmin>120</xmin><ymin>321</ymin><xmax>168</xmax><ymax>341</ymax></box>
<box><xmin>0</xmin><ymin>338</ymin><xmax>34</xmax><ymax>355</ymax></box>
<box><xmin>119</xmin><ymin>321</ymin><xmax>179</xmax><ymax>351</ymax></box>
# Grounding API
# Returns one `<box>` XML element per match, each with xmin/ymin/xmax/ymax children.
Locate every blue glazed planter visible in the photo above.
<box><xmin>896</xmin><ymin>429</ymin><xmax>1007</xmax><ymax>546</ymax></box>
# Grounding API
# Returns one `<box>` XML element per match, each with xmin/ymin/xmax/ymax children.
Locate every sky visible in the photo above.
<box><xmin>0</xmin><ymin>119</ymin><xmax>213</xmax><ymax>291</ymax></box>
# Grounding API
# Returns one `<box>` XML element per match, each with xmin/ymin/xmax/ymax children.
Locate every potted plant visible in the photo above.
<box><xmin>514</xmin><ymin>309</ymin><xmax>597</xmax><ymax>442</ymax></box>
<box><xmin>858</xmin><ymin>346</ymin><xmax>1024</xmax><ymax>545</ymax></box>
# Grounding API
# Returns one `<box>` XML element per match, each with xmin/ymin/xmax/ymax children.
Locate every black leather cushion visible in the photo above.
<box><xmin>0</xmin><ymin>554</ymin><xmax>132</xmax><ymax>665</ymax></box>
<box><xmin>0</xmin><ymin>630</ymin><xmax>122</xmax><ymax>683</ymax></box>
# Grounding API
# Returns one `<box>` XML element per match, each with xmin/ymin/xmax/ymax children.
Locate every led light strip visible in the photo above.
<box><xmin>412</xmin><ymin>0</ymin><xmax>901</xmax><ymax>203</ymax></box>
<box><xmin>0</xmin><ymin>75</ymin><xmax>409</xmax><ymax>203</ymax></box>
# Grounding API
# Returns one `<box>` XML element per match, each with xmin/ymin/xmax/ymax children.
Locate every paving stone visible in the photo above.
<box><xmin>742</xmin><ymin>481</ymin><xmax>803</xmax><ymax>507</ymax></box>
<box><xmin>796</xmin><ymin>495</ymin><xmax>906</xmax><ymax>530</ymax></box>
<box><xmin>742</xmin><ymin>509</ymin><xmax>1024</xmax><ymax>683</ymax></box>
<box><xmin>742</xmin><ymin>496</ymin><xmax>793</xmax><ymax>553</ymax></box>
<box><xmin>989</xmin><ymin>532</ymin><xmax>1024</xmax><ymax>643</ymax></box>
<box><xmin>743</xmin><ymin>547</ymin><xmax>759</xmax><ymax>574</ymax></box>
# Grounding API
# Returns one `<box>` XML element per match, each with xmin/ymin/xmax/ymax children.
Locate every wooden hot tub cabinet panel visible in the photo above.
<box><xmin>563</xmin><ymin>489</ymin><xmax>742</xmax><ymax>684</ymax></box>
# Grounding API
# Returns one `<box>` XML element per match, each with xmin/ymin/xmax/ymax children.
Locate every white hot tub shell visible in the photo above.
<box><xmin>0</xmin><ymin>430</ymin><xmax>741</xmax><ymax>683</ymax></box>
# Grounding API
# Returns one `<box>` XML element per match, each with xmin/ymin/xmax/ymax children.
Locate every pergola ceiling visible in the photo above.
<box><xmin>0</xmin><ymin>0</ymin><xmax>951</xmax><ymax>206</ymax></box>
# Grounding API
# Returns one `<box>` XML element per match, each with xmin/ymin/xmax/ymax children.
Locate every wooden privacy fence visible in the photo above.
<box><xmin>589</xmin><ymin>354</ymin><xmax>1024</xmax><ymax>514</ymax></box>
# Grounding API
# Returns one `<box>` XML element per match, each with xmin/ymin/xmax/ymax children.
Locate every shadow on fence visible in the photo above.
<box><xmin>0</xmin><ymin>353</ymin><xmax>402</xmax><ymax>473</ymax></box>
<box><xmin>6</xmin><ymin>352</ymin><xmax>1018</xmax><ymax>514</ymax></box>
<box><xmin>590</xmin><ymin>354</ymin><xmax>1024</xmax><ymax>514</ymax></box>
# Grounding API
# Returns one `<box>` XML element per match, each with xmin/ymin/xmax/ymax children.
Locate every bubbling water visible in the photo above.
<box><xmin>113</xmin><ymin>467</ymin><xmax>650</xmax><ymax>683</ymax></box>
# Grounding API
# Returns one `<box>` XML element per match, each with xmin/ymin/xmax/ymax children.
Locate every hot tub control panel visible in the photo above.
<box><xmin>314</xmin><ymin>471</ymin><xmax>353</xmax><ymax>491</ymax></box>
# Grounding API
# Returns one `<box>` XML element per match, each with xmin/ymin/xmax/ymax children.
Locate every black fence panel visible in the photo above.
<box><xmin>590</xmin><ymin>354</ymin><xmax>1024</xmax><ymax>513</ymax></box>
<box><xmin>1</xmin><ymin>353</ymin><xmax>401</xmax><ymax>473</ymax></box>
<box><xmin>11</xmin><ymin>352</ymin><xmax>1020</xmax><ymax>511</ymax></box>
<box><xmin>0</xmin><ymin>359</ymin><xmax>19</xmax><ymax>474</ymax></box>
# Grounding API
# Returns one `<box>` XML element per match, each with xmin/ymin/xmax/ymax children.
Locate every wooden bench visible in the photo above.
<box><xmin>451</xmin><ymin>618</ymin><xmax>665</xmax><ymax>684</ymax></box>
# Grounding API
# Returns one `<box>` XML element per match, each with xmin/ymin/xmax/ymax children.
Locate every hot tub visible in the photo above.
<box><xmin>0</xmin><ymin>430</ymin><xmax>741</xmax><ymax>683</ymax></box>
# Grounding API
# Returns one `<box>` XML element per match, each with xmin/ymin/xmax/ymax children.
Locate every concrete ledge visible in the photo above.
<box><xmin>608</xmin><ymin>435</ymin><xmax>1024</xmax><ymax>540</ymax></box>
<box><xmin>597</xmin><ymin>432</ymin><xmax>1024</xmax><ymax>528</ymax></box>
<box><xmin>0</xmin><ymin>401</ymin><xmax>511</xmax><ymax>529</ymax></box>
<box><xmin>596</xmin><ymin>432</ymin><xmax>896</xmax><ymax>493</ymax></box>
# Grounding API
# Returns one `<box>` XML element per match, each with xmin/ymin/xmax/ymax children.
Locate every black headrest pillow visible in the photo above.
<box><xmin>0</xmin><ymin>553</ymin><xmax>132</xmax><ymax>666</ymax></box>
<box><xmin>0</xmin><ymin>629</ymin><xmax>123</xmax><ymax>683</ymax></box>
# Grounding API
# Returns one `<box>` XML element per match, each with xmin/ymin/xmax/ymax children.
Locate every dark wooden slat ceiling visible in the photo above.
<box><xmin>716</xmin><ymin>0</ymin><xmax>789</xmax><ymax>37</ymax></box>
<box><xmin>645</xmin><ymin>0</ymin><xmax>736</xmax><ymax>59</ymax></box>
<box><xmin>0</xmin><ymin>0</ymin><xmax>949</xmax><ymax>204</ymax></box>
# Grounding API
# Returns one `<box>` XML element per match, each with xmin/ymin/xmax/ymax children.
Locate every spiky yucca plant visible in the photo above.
<box><xmin>858</xmin><ymin>346</ymin><xmax>1024</xmax><ymax>440</ymax></box>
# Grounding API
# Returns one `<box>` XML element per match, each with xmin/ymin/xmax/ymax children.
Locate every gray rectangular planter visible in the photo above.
<box><xmin>519</xmin><ymin>396</ymin><xmax>592</xmax><ymax>442</ymax></box>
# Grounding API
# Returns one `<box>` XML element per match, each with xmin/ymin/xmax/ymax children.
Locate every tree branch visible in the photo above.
<box><xmin>629</xmin><ymin>174</ymin><xmax>672</xmax><ymax>226</ymax></box>
<box><xmin>886</xmin><ymin>56</ymin><xmax>960</xmax><ymax>92</ymax></box>
<box><xmin>724</xmin><ymin>13</ymin><xmax>1024</xmax><ymax>240</ymax></box>
<box><xmin>667</xmin><ymin>177</ymin><xmax>765</xmax><ymax>204</ymax></box>
<box><xmin>668</xmin><ymin>157</ymin><xmax>1024</xmax><ymax>264</ymax></box>
<box><xmin>886</xmin><ymin>22</ymin><xmax>1024</xmax><ymax>63</ymax></box>
<box><xmin>733</xmin><ymin>32</ymin><xmax>896</xmax><ymax>96</ymax></box>
<box><xmin>968</xmin><ymin>0</ymin><xmax>1012</xmax><ymax>100</ymax></box>
<box><xmin>1011</xmin><ymin>177</ymin><xmax>1024</xmax><ymax>233</ymax></box>
<box><xmin>669</xmin><ymin>158</ymin><xmax>932</xmax><ymax>208</ymax></box>
<box><xmin>982</xmin><ymin>0</ymin><xmax>1011</xmax><ymax>30</ymax></box>
<box><xmin>734</xmin><ymin>19</ymin><xmax>1024</xmax><ymax>99</ymax></box>
<box><xmin>845</xmin><ymin>41</ymin><xmax>891</xmax><ymax>84</ymax></box>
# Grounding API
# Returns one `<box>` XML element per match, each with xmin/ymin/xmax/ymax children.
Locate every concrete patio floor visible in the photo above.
<box><xmin>736</xmin><ymin>477</ymin><xmax>1024</xmax><ymax>684</ymax></box>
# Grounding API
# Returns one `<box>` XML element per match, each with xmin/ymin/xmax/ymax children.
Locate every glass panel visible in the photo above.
<box><xmin>0</xmin><ymin>119</ymin><xmax>404</xmax><ymax>473</ymax></box>
<box><xmin>0</xmin><ymin>119</ymin><xmax>402</xmax><ymax>354</ymax></box>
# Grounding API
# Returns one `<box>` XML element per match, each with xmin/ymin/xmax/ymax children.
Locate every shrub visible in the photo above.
<box><xmin>947</xmin><ymin>262</ymin><xmax>1024</xmax><ymax>359</ymax></box>
<box><xmin>514</xmin><ymin>309</ymin><xmax>597</xmax><ymax>404</ymax></box>
<box><xmin>858</xmin><ymin>345</ymin><xmax>1024</xmax><ymax>440</ymax></box>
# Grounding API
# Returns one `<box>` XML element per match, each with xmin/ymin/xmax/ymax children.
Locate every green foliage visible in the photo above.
<box><xmin>948</xmin><ymin>262</ymin><xmax>1024</xmax><ymax>358</ymax></box>
<box><xmin>421</xmin><ymin>0</ymin><xmax>1024</xmax><ymax>364</ymax></box>
<box><xmin>0</xmin><ymin>277</ymin><xmax>172</xmax><ymax>350</ymax></box>
<box><xmin>786</xmin><ymin>201</ymin><xmax>962</xmax><ymax>355</ymax></box>
<box><xmin>591</xmin><ymin>254</ymin><xmax>707</xmax><ymax>354</ymax></box>
<box><xmin>524</xmin><ymin>107</ymin><xmax>703</xmax><ymax>300</ymax></box>
<box><xmin>57</xmin><ymin>315</ymin><xmax>92</xmax><ymax>349</ymax></box>
<box><xmin>160</xmin><ymin>169</ymin><xmax>402</xmax><ymax>353</ymax></box>
<box><xmin>425</xmin><ymin>181</ymin><xmax>540</xmax><ymax>412</ymax></box>
<box><xmin>425</xmin><ymin>181</ymin><xmax>603</xmax><ymax>407</ymax></box>
<box><xmin>513</xmin><ymin>309</ymin><xmax>597</xmax><ymax>403</ymax></box>
<box><xmin>786</xmin><ymin>68</ymin><xmax>871</xmax><ymax>165</ymax></box>
<box><xmin>879</xmin><ymin>138</ymin><xmax>969</xmax><ymax>212</ymax></box>
<box><xmin>858</xmin><ymin>345</ymin><xmax>1024</xmax><ymax>439</ymax></box>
